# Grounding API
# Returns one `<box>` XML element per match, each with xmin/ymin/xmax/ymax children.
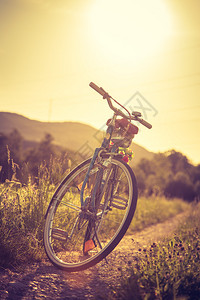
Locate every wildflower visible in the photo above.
<box><xmin>136</xmin><ymin>265</ymin><xmax>140</xmax><ymax>271</ymax></box>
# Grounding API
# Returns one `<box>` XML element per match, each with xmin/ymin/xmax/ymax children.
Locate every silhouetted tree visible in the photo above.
<box><xmin>134</xmin><ymin>168</ymin><xmax>146</xmax><ymax>194</ymax></box>
<box><xmin>164</xmin><ymin>180</ymin><xmax>195</xmax><ymax>202</ymax></box>
<box><xmin>137</xmin><ymin>158</ymin><xmax>156</xmax><ymax>177</ymax></box>
<box><xmin>195</xmin><ymin>181</ymin><xmax>200</xmax><ymax>200</ymax></box>
<box><xmin>166</xmin><ymin>150</ymin><xmax>192</xmax><ymax>175</ymax></box>
<box><xmin>8</xmin><ymin>129</ymin><xmax>23</xmax><ymax>163</ymax></box>
<box><xmin>25</xmin><ymin>133</ymin><xmax>55</xmax><ymax>178</ymax></box>
<box><xmin>135</xmin><ymin>150</ymin><xmax>198</xmax><ymax>200</ymax></box>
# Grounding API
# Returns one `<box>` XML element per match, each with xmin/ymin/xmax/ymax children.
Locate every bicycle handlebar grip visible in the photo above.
<box><xmin>89</xmin><ymin>82</ymin><xmax>106</xmax><ymax>97</ymax></box>
<box><xmin>139</xmin><ymin>119</ymin><xmax>152</xmax><ymax>129</ymax></box>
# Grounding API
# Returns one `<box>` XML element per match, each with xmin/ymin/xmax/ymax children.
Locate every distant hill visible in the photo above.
<box><xmin>0</xmin><ymin>112</ymin><xmax>154</xmax><ymax>164</ymax></box>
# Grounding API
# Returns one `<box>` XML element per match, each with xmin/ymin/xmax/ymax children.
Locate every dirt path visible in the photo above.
<box><xmin>0</xmin><ymin>212</ymin><xmax>188</xmax><ymax>300</ymax></box>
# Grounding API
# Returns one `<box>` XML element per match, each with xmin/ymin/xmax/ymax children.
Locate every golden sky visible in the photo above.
<box><xmin>0</xmin><ymin>0</ymin><xmax>200</xmax><ymax>164</ymax></box>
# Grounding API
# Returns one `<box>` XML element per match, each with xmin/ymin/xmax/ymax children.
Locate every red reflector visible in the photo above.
<box><xmin>84</xmin><ymin>239</ymin><xmax>95</xmax><ymax>253</ymax></box>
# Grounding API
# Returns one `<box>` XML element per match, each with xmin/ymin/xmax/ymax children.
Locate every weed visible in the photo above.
<box><xmin>0</xmin><ymin>162</ymin><xmax>192</xmax><ymax>272</ymax></box>
<box><xmin>111</xmin><ymin>203</ymin><xmax>200</xmax><ymax>300</ymax></box>
<box><xmin>0</xmin><ymin>164</ymin><xmax>54</xmax><ymax>269</ymax></box>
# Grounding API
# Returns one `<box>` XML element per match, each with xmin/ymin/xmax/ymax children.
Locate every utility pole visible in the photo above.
<box><xmin>48</xmin><ymin>99</ymin><xmax>52</xmax><ymax>122</ymax></box>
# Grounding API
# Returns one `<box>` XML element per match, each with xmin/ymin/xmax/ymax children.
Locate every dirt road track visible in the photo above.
<box><xmin>0</xmin><ymin>212</ymin><xmax>188</xmax><ymax>299</ymax></box>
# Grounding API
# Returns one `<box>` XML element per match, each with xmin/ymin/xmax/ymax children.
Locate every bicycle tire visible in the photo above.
<box><xmin>44</xmin><ymin>157</ymin><xmax>138</xmax><ymax>272</ymax></box>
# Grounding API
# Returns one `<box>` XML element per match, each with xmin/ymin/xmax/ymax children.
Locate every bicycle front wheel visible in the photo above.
<box><xmin>44</xmin><ymin>157</ymin><xmax>138</xmax><ymax>272</ymax></box>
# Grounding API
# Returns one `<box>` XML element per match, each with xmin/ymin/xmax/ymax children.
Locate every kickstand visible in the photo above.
<box><xmin>94</xmin><ymin>230</ymin><xmax>109</xmax><ymax>265</ymax></box>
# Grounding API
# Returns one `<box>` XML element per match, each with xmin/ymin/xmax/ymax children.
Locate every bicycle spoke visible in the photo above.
<box><xmin>44</xmin><ymin>157</ymin><xmax>137</xmax><ymax>271</ymax></box>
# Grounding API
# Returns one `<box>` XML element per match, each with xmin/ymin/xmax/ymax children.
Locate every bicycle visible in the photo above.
<box><xmin>44</xmin><ymin>82</ymin><xmax>152</xmax><ymax>272</ymax></box>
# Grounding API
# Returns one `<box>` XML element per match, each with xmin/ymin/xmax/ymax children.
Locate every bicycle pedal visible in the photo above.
<box><xmin>84</xmin><ymin>239</ymin><xmax>96</xmax><ymax>254</ymax></box>
<box><xmin>111</xmin><ymin>196</ymin><xmax>128</xmax><ymax>210</ymax></box>
<box><xmin>52</xmin><ymin>228</ymin><xmax>68</xmax><ymax>241</ymax></box>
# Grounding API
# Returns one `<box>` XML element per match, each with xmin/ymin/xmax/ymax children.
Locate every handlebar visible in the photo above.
<box><xmin>89</xmin><ymin>82</ymin><xmax>107</xmax><ymax>97</ymax></box>
<box><xmin>89</xmin><ymin>82</ymin><xmax>152</xmax><ymax>129</ymax></box>
<box><xmin>134</xmin><ymin>117</ymin><xmax>152</xmax><ymax>129</ymax></box>
<box><xmin>89</xmin><ymin>82</ymin><xmax>127</xmax><ymax>118</ymax></box>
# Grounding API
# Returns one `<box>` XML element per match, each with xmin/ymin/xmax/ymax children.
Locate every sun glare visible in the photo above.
<box><xmin>88</xmin><ymin>0</ymin><xmax>173</xmax><ymax>64</ymax></box>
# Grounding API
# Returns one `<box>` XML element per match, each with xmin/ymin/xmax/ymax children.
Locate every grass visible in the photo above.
<box><xmin>0</xmin><ymin>165</ymin><xmax>191</xmax><ymax>270</ymax></box>
<box><xmin>109</xmin><ymin>202</ymin><xmax>200</xmax><ymax>300</ymax></box>
<box><xmin>128</xmin><ymin>196</ymin><xmax>189</xmax><ymax>233</ymax></box>
<box><xmin>0</xmin><ymin>157</ymin><xmax>191</xmax><ymax>268</ymax></box>
<box><xmin>0</xmin><ymin>164</ymin><xmax>54</xmax><ymax>269</ymax></box>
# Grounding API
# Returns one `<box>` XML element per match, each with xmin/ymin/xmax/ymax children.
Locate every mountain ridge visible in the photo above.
<box><xmin>0</xmin><ymin>112</ymin><xmax>154</xmax><ymax>164</ymax></box>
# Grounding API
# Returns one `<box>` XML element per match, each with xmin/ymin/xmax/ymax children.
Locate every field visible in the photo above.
<box><xmin>0</xmin><ymin>174</ymin><xmax>199</xmax><ymax>299</ymax></box>
<box><xmin>0</xmin><ymin>172</ymin><xmax>189</xmax><ymax>269</ymax></box>
<box><xmin>128</xmin><ymin>195</ymin><xmax>189</xmax><ymax>233</ymax></box>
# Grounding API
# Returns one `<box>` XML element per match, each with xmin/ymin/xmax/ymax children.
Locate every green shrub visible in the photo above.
<box><xmin>164</xmin><ymin>180</ymin><xmax>196</xmax><ymax>202</ymax></box>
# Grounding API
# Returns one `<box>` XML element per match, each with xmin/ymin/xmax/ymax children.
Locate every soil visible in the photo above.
<box><xmin>0</xmin><ymin>212</ymin><xmax>188</xmax><ymax>300</ymax></box>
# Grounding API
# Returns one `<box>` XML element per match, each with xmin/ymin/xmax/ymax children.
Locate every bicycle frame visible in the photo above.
<box><xmin>80</xmin><ymin>113</ymin><xmax>120</xmax><ymax>209</ymax></box>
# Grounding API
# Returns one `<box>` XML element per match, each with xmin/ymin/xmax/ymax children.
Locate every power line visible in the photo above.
<box><xmin>155</xmin><ymin>117</ymin><xmax>200</xmax><ymax>125</ymax></box>
<box><xmin>148</xmin><ymin>81</ymin><xmax>200</xmax><ymax>94</ymax></box>
<box><xmin>136</xmin><ymin>73</ymin><xmax>200</xmax><ymax>87</ymax></box>
<box><xmin>0</xmin><ymin>72</ymin><xmax>200</xmax><ymax>91</ymax></box>
<box><xmin>163</xmin><ymin>104</ymin><xmax>200</xmax><ymax>113</ymax></box>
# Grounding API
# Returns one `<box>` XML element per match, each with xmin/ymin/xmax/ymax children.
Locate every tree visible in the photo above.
<box><xmin>194</xmin><ymin>181</ymin><xmax>200</xmax><ymax>200</ymax></box>
<box><xmin>8</xmin><ymin>129</ymin><xmax>23</xmax><ymax>163</ymax></box>
<box><xmin>137</xmin><ymin>158</ymin><xmax>156</xmax><ymax>177</ymax></box>
<box><xmin>134</xmin><ymin>168</ymin><xmax>146</xmax><ymax>194</ymax></box>
<box><xmin>25</xmin><ymin>133</ymin><xmax>55</xmax><ymax>179</ymax></box>
<box><xmin>37</xmin><ymin>133</ymin><xmax>54</xmax><ymax>162</ymax></box>
<box><xmin>164</xmin><ymin>180</ymin><xmax>195</xmax><ymax>201</ymax></box>
<box><xmin>166</xmin><ymin>150</ymin><xmax>192</xmax><ymax>175</ymax></box>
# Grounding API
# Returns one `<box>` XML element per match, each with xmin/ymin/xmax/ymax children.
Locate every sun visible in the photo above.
<box><xmin>88</xmin><ymin>0</ymin><xmax>173</xmax><ymax>64</ymax></box>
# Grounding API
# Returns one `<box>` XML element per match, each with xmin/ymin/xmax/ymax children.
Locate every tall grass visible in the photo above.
<box><xmin>110</xmin><ymin>203</ymin><xmax>200</xmax><ymax>300</ymax></box>
<box><xmin>0</xmin><ymin>163</ymin><xmax>55</xmax><ymax>269</ymax></box>
<box><xmin>0</xmin><ymin>163</ymin><xmax>190</xmax><ymax>270</ymax></box>
<box><xmin>128</xmin><ymin>196</ymin><xmax>189</xmax><ymax>233</ymax></box>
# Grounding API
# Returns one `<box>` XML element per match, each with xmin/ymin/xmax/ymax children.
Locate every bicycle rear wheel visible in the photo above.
<box><xmin>44</xmin><ymin>157</ymin><xmax>138</xmax><ymax>272</ymax></box>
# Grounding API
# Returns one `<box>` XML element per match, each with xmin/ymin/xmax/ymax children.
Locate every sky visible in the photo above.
<box><xmin>0</xmin><ymin>0</ymin><xmax>200</xmax><ymax>164</ymax></box>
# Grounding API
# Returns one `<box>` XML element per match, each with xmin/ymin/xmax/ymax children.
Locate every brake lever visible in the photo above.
<box><xmin>132</xmin><ymin>111</ymin><xmax>142</xmax><ymax>117</ymax></box>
